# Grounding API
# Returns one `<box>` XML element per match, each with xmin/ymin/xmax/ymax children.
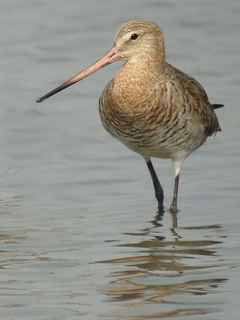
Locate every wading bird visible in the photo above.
<box><xmin>37</xmin><ymin>20</ymin><xmax>223</xmax><ymax>213</ymax></box>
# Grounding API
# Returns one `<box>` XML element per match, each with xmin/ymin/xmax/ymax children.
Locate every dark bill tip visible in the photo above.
<box><xmin>36</xmin><ymin>97</ymin><xmax>45</xmax><ymax>103</ymax></box>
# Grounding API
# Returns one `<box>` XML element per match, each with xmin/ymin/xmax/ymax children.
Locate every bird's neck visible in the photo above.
<box><xmin>110</xmin><ymin>59</ymin><xmax>164</xmax><ymax>110</ymax></box>
<box><xmin>116</xmin><ymin>58</ymin><xmax>164</xmax><ymax>87</ymax></box>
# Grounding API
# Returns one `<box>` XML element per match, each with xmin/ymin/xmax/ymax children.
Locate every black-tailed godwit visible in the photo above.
<box><xmin>37</xmin><ymin>20</ymin><xmax>223</xmax><ymax>213</ymax></box>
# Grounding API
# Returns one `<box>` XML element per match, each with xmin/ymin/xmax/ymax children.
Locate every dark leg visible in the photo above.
<box><xmin>169</xmin><ymin>173</ymin><xmax>180</xmax><ymax>213</ymax></box>
<box><xmin>170</xmin><ymin>159</ymin><xmax>183</xmax><ymax>213</ymax></box>
<box><xmin>146</xmin><ymin>159</ymin><xmax>164</xmax><ymax>213</ymax></box>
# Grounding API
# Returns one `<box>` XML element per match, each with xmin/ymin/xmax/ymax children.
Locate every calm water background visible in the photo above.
<box><xmin>1</xmin><ymin>0</ymin><xmax>239</xmax><ymax>319</ymax></box>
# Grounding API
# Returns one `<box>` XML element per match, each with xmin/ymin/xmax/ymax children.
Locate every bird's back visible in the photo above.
<box><xmin>162</xmin><ymin>62</ymin><xmax>221</xmax><ymax>135</ymax></box>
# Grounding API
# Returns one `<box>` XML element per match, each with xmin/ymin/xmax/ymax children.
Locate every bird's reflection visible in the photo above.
<box><xmin>152</xmin><ymin>209</ymin><xmax>180</xmax><ymax>240</ymax></box>
<box><xmin>98</xmin><ymin>211</ymin><xmax>228</xmax><ymax>319</ymax></box>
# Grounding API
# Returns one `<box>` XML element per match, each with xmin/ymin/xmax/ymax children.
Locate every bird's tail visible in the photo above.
<box><xmin>210</xmin><ymin>104</ymin><xmax>224</xmax><ymax>132</ymax></box>
<box><xmin>211</xmin><ymin>104</ymin><xmax>224</xmax><ymax>109</ymax></box>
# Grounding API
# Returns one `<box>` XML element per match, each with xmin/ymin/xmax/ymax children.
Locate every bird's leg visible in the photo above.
<box><xmin>169</xmin><ymin>159</ymin><xmax>183</xmax><ymax>213</ymax></box>
<box><xmin>169</xmin><ymin>174</ymin><xmax>180</xmax><ymax>213</ymax></box>
<box><xmin>146</xmin><ymin>159</ymin><xmax>164</xmax><ymax>213</ymax></box>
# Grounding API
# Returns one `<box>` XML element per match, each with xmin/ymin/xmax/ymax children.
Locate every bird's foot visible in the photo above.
<box><xmin>169</xmin><ymin>203</ymin><xmax>178</xmax><ymax>214</ymax></box>
<box><xmin>157</xmin><ymin>202</ymin><xmax>165</xmax><ymax>215</ymax></box>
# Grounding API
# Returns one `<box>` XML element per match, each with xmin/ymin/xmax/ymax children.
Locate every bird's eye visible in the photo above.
<box><xmin>130</xmin><ymin>33</ymin><xmax>139</xmax><ymax>40</ymax></box>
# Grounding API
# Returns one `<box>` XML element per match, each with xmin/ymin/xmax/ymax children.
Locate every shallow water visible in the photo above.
<box><xmin>1</xmin><ymin>0</ymin><xmax>240</xmax><ymax>319</ymax></box>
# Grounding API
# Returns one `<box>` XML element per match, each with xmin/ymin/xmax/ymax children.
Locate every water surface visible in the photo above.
<box><xmin>1</xmin><ymin>0</ymin><xmax>240</xmax><ymax>319</ymax></box>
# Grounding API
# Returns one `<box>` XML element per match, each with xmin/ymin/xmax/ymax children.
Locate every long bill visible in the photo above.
<box><xmin>36</xmin><ymin>46</ymin><xmax>121</xmax><ymax>103</ymax></box>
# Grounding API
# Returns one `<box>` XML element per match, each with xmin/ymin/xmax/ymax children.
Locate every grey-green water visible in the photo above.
<box><xmin>1</xmin><ymin>0</ymin><xmax>239</xmax><ymax>319</ymax></box>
